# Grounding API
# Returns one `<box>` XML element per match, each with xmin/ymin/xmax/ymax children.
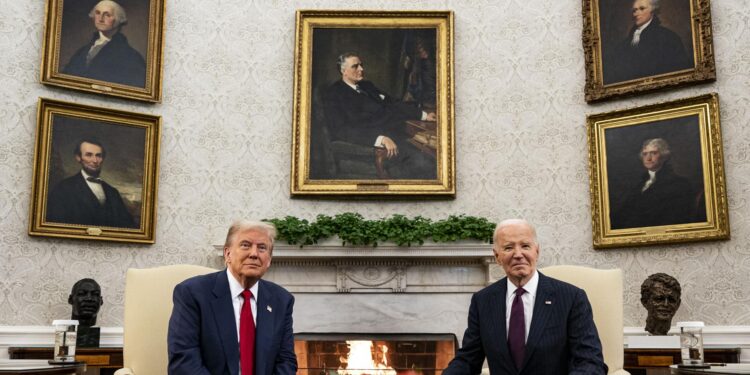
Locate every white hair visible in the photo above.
<box><xmin>89</xmin><ymin>1</ymin><xmax>128</xmax><ymax>28</ymax></box>
<box><xmin>224</xmin><ymin>220</ymin><xmax>277</xmax><ymax>249</ymax></box>
<box><xmin>641</xmin><ymin>138</ymin><xmax>671</xmax><ymax>159</ymax></box>
<box><xmin>493</xmin><ymin>219</ymin><xmax>537</xmax><ymax>244</ymax></box>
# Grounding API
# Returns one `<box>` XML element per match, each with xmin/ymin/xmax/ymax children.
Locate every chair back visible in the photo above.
<box><xmin>121</xmin><ymin>264</ymin><xmax>215</xmax><ymax>375</ymax></box>
<box><xmin>540</xmin><ymin>265</ymin><xmax>629</xmax><ymax>375</ymax></box>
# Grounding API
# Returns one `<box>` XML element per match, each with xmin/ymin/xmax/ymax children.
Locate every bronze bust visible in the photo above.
<box><xmin>640</xmin><ymin>273</ymin><xmax>681</xmax><ymax>335</ymax></box>
<box><xmin>68</xmin><ymin>278</ymin><xmax>103</xmax><ymax>327</ymax></box>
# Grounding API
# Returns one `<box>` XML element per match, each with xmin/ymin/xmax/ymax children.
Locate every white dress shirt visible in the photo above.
<box><xmin>631</xmin><ymin>18</ymin><xmax>653</xmax><ymax>46</ymax></box>
<box><xmin>226</xmin><ymin>269</ymin><xmax>258</xmax><ymax>340</ymax></box>
<box><xmin>505</xmin><ymin>270</ymin><xmax>539</xmax><ymax>342</ymax></box>
<box><xmin>641</xmin><ymin>169</ymin><xmax>657</xmax><ymax>192</ymax></box>
<box><xmin>87</xmin><ymin>32</ymin><xmax>112</xmax><ymax>64</ymax></box>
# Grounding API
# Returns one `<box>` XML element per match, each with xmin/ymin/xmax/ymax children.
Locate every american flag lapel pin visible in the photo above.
<box><xmin>267</xmin><ymin>305</ymin><xmax>273</xmax><ymax>312</ymax></box>
<box><xmin>545</xmin><ymin>300</ymin><xmax>552</xmax><ymax>305</ymax></box>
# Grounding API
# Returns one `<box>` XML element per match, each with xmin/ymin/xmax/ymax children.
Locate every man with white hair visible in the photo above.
<box><xmin>62</xmin><ymin>0</ymin><xmax>146</xmax><ymax>87</ymax></box>
<box><xmin>443</xmin><ymin>219</ymin><xmax>607</xmax><ymax>375</ymax></box>
<box><xmin>611</xmin><ymin>138</ymin><xmax>697</xmax><ymax>229</ymax></box>
<box><xmin>603</xmin><ymin>0</ymin><xmax>692</xmax><ymax>84</ymax></box>
<box><xmin>168</xmin><ymin>220</ymin><xmax>297</xmax><ymax>375</ymax></box>
<box><xmin>321</xmin><ymin>52</ymin><xmax>437</xmax><ymax>179</ymax></box>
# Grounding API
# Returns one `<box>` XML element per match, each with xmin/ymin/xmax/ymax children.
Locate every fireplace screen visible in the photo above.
<box><xmin>294</xmin><ymin>333</ymin><xmax>457</xmax><ymax>375</ymax></box>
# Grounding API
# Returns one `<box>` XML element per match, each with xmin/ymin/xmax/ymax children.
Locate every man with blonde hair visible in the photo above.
<box><xmin>168</xmin><ymin>220</ymin><xmax>297</xmax><ymax>375</ymax></box>
<box><xmin>62</xmin><ymin>0</ymin><xmax>146</xmax><ymax>86</ymax></box>
<box><xmin>443</xmin><ymin>219</ymin><xmax>607</xmax><ymax>375</ymax></box>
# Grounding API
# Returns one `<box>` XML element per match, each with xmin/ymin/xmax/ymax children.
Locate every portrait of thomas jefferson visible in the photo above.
<box><xmin>600</xmin><ymin>0</ymin><xmax>694</xmax><ymax>85</ymax></box>
<box><xmin>604</xmin><ymin>115</ymin><xmax>707</xmax><ymax>230</ymax></box>
<box><xmin>59</xmin><ymin>0</ymin><xmax>149</xmax><ymax>87</ymax></box>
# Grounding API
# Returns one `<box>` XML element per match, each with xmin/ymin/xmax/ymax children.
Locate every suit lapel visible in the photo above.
<box><xmin>522</xmin><ymin>272</ymin><xmax>554</xmax><ymax>370</ymax></box>
<box><xmin>74</xmin><ymin>174</ymin><xmax>103</xmax><ymax>209</ymax></box>
<box><xmin>255</xmin><ymin>280</ymin><xmax>275</xmax><ymax>375</ymax></box>
<box><xmin>211</xmin><ymin>271</ymin><xmax>240</xmax><ymax>375</ymax></box>
<box><xmin>488</xmin><ymin>280</ymin><xmax>514</xmax><ymax>367</ymax></box>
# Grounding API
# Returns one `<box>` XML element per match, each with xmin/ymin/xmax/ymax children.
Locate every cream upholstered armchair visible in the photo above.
<box><xmin>540</xmin><ymin>265</ymin><xmax>629</xmax><ymax>375</ymax></box>
<box><xmin>114</xmin><ymin>264</ymin><xmax>215</xmax><ymax>375</ymax></box>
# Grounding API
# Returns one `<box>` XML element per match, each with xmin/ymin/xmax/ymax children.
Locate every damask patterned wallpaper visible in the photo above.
<box><xmin>1</xmin><ymin>0</ymin><xmax>749</xmax><ymax>328</ymax></box>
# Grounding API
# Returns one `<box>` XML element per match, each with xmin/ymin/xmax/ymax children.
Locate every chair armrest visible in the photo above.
<box><xmin>114</xmin><ymin>368</ymin><xmax>134</xmax><ymax>375</ymax></box>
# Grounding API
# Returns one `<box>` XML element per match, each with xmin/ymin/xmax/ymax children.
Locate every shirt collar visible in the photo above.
<box><xmin>96</xmin><ymin>31</ymin><xmax>112</xmax><ymax>42</ymax></box>
<box><xmin>80</xmin><ymin>169</ymin><xmax>95</xmax><ymax>180</ymax></box>
<box><xmin>343</xmin><ymin>80</ymin><xmax>358</xmax><ymax>91</ymax></box>
<box><xmin>506</xmin><ymin>269</ymin><xmax>539</xmax><ymax>296</ymax></box>
<box><xmin>226</xmin><ymin>268</ymin><xmax>259</xmax><ymax>299</ymax></box>
<box><xmin>635</xmin><ymin>17</ymin><xmax>653</xmax><ymax>34</ymax></box>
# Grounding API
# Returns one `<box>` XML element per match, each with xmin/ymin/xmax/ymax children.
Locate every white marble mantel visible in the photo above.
<box><xmin>214</xmin><ymin>241</ymin><xmax>497</xmax><ymax>293</ymax></box>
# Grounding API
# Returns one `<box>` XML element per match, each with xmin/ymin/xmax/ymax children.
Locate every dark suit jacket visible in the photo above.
<box><xmin>322</xmin><ymin>80</ymin><xmax>422</xmax><ymax>147</ymax></box>
<box><xmin>63</xmin><ymin>32</ymin><xmax>146</xmax><ymax>87</ymax></box>
<box><xmin>603</xmin><ymin>16</ymin><xmax>692</xmax><ymax>84</ymax></box>
<box><xmin>46</xmin><ymin>172</ymin><xmax>137</xmax><ymax>229</ymax></box>
<box><xmin>611</xmin><ymin>164</ymin><xmax>696</xmax><ymax>229</ymax></box>
<box><xmin>167</xmin><ymin>271</ymin><xmax>297</xmax><ymax>375</ymax></box>
<box><xmin>443</xmin><ymin>272</ymin><xmax>607</xmax><ymax>375</ymax></box>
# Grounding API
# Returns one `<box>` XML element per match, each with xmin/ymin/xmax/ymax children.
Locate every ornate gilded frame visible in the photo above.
<box><xmin>290</xmin><ymin>10</ymin><xmax>455</xmax><ymax>197</ymax></box>
<box><xmin>29</xmin><ymin>98</ymin><xmax>161</xmax><ymax>243</ymax></box>
<box><xmin>40</xmin><ymin>0</ymin><xmax>166</xmax><ymax>102</ymax></box>
<box><xmin>583</xmin><ymin>0</ymin><xmax>715</xmax><ymax>102</ymax></box>
<box><xmin>587</xmin><ymin>93</ymin><xmax>728</xmax><ymax>248</ymax></box>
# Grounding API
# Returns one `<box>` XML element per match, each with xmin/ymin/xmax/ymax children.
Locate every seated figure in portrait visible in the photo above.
<box><xmin>321</xmin><ymin>52</ymin><xmax>437</xmax><ymax>179</ymax></box>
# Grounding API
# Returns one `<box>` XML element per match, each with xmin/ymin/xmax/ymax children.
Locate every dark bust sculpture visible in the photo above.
<box><xmin>69</xmin><ymin>278</ymin><xmax>103</xmax><ymax>347</ymax></box>
<box><xmin>69</xmin><ymin>278</ymin><xmax>104</xmax><ymax>326</ymax></box>
<box><xmin>641</xmin><ymin>273</ymin><xmax>681</xmax><ymax>335</ymax></box>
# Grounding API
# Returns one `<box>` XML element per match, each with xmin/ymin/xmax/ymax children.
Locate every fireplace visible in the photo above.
<box><xmin>294</xmin><ymin>333</ymin><xmax>457</xmax><ymax>375</ymax></box>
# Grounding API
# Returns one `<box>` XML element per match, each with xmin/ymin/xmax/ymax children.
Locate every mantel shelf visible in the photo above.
<box><xmin>214</xmin><ymin>241</ymin><xmax>493</xmax><ymax>260</ymax></box>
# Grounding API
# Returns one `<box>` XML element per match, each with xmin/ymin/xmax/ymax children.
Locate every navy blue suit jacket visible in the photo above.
<box><xmin>322</xmin><ymin>80</ymin><xmax>422</xmax><ymax>147</ymax></box>
<box><xmin>167</xmin><ymin>270</ymin><xmax>297</xmax><ymax>375</ymax></box>
<box><xmin>443</xmin><ymin>272</ymin><xmax>607</xmax><ymax>375</ymax></box>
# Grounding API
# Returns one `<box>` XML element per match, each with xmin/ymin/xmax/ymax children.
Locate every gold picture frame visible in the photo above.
<box><xmin>587</xmin><ymin>93</ymin><xmax>728</xmax><ymax>248</ymax></box>
<box><xmin>290</xmin><ymin>10</ymin><xmax>455</xmax><ymax>196</ymax></box>
<box><xmin>29</xmin><ymin>98</ymin><xmax>161</xmax><ymax>243</ymax></box>
<box><xmin>40</xmin><ymin>0</ymin><xmax>166</xmax><ymax>102</ymax></box>
<box><xmin>583</xmin><ymin>0</ymin><xmax>715</xmax><ymax>102</ymax></box>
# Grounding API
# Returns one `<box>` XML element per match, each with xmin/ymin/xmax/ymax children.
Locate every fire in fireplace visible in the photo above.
<box><xmin>294</xmin><ymin>333</ymin><xmax>457</xmax><ymax>375</ymax></box>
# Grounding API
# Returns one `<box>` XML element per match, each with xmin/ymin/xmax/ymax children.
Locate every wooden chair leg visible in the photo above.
<box><xmin>375</xmin><ymin>148</ymin><xmax>389</xmax><ymax>179</ymax></box>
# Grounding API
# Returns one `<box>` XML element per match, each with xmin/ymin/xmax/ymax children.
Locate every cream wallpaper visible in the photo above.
<box><xmin>1</xmin><ymin>0</ymin><xmax>749</xmax><ymax>329</ymax></box>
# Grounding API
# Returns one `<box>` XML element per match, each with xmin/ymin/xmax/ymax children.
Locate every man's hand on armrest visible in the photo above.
<box><xmin>380</xmin><ymin>136</ymin><xmax>399</xmax><ymax>158</ymax></box>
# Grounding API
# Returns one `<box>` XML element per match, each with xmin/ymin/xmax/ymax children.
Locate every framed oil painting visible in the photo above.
<box><xmin>587</xmin><ymin>93</ymin><xmax>728</xmax><ymax>248</ymax></box>
<box><xmin>583</xmin><ymin>0</ymin><xmax>715</xmax><ymax>102</ymax></box>
<box><xmin>29</xmin><ymin>98</ymin><xmax>161</xmax><ymax>243</ymax></box>
<box><xmin>40</xmin><ymin>0</ymin><xmax>166</xmax><ymax>102</ymax></box>
<box><xmin>290</xmin><ymin>10</ymin><xmax>455</xmax><ymax>197</ymax></box>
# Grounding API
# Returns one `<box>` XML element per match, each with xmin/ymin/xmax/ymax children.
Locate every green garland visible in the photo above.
<box><xmin>265</xmin><ymin>212</ymin><xmax>495</xmax><ymax>247</ymax></box>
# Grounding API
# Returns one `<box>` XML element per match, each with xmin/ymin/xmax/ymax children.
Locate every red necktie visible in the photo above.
<box><xmin>508</xmin><ymin>288</ymin><xmax>526</xmax><ymax>370</ymax></box>
<box><xmin>240</xmin><ymin>290</ymin><xmax>255</xmax><ymax>375</ymax></box>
